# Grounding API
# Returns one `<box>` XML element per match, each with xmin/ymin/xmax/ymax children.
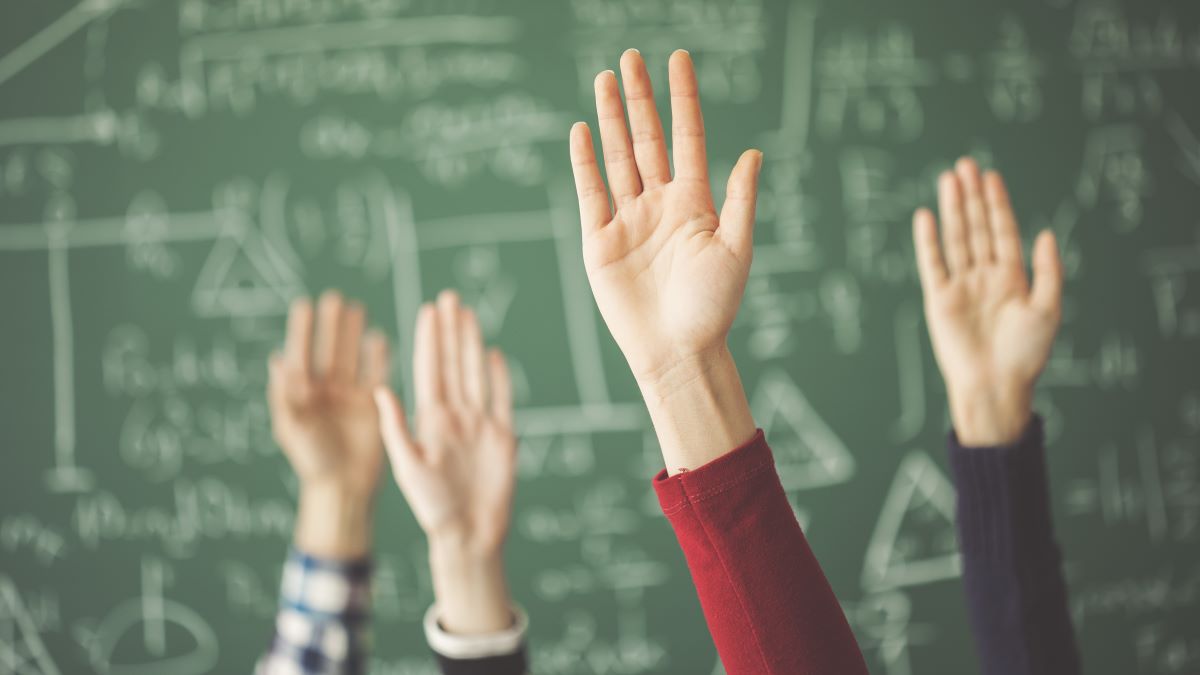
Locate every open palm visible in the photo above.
<box><xmin>570</xmin><ymin>49</ymin><xmax>763</xmax><ymax>384</ymax></box>
<box><xmin>914</xmin><ymin>159</ymin><xmax>1063</xmax><ymax>441</ymax></box>
<box><xmin>374</xmin><ymin>291</ymin><xmax>516</xmax><ymax>555</ymax></box>
<box><xmin>269</xmin><ymin>291</ymin><xmax>389</xmax><ymax>495</ymax></box>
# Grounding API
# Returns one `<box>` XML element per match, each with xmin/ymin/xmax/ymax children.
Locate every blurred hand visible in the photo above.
<box><xmin>269</xmin><ymin>291</ymin><xmax>390</xmax><ymax>558</ymax></box>
<box><xmin>568</xmin><ymin>49</ymin><xmax>763</xmax><ymax>390</ymax></box>
<box><xmin>913</xmin><ymin>158</ymin><xmax>1064</xmax><ymax>446</ymax></box>
<box><xmin>374</xmin><ymin>290</ymin><xmax>517</xmax><ymax>633</ymax></box>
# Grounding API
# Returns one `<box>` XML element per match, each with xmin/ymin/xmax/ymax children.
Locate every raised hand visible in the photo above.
<box><xmin>569</xmin><ymin>49</ymin><xmax>762</xmax><ymax>386</ymax></box>
<box><xmin>373</xmin><ymin>290</ymin><xmax>517</xmax><ymax>634</ymax></box>
<box><xmin>268</xmin><ymin>290</ymin><xmax>390</xmax><ymax>558</ymax></box>
<box><xmin>913</xmin><ymin>158</ymin><xmax>1064</xmax><ymax>446</ymax></box>
<box><xmin>569</xmin><ymin>49</ymin><xmax>759</xmax><ymax>472</ymax></box>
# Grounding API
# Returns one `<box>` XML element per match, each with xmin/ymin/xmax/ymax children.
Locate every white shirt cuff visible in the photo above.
<box><xmin>423</xmin><ymin>603</ymin><xmax>528</xmax><ymax>660</ymax></box>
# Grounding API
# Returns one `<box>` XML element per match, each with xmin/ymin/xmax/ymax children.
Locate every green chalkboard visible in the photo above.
<box><xmin>2</xmin><ymin>0</ymin><xmax>1199</xmax><ymax>673</ymax></box>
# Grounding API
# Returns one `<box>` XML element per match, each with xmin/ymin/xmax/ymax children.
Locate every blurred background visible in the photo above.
<box><xmin>1</xmin><ymin>0</ymin><xmax>1198</xmax><ymax>673</ymax></box>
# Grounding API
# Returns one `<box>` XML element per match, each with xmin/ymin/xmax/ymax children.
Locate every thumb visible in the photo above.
<box><xmin>373</xmin><ymin>386</ymin><xmax>418</xmax><ymax>467</ymax></box>
<box><xmin>1030</xmin><ymin>230</ymin><xmax>1063</xmax><ymax>320</ymax></box>
<box><xmin>717</xmin><ymin>149</ymin><xmax>764</xmax><ymax>259</ymax></box>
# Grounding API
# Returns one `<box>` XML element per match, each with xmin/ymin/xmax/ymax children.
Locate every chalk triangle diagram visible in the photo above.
<box><xmin>862</xmin><ymin>451</ymin><xmax>961</xmax><ymax>591</ymax></box>
<box><xmin>0</xmin><ymin>576</ymin><xmax>61</xmax><ymax>675</ymax></box>
<box><xmin>750</xmin><ymin>371</ymin><xmax>855</xmax><ymax>490</ymax></box>
<box><xmin>192</xmin><ymin>216</ymin><xmax>305</xmax><ymax>317</ymax></box>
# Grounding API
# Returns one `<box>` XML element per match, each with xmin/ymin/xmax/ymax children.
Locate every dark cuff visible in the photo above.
<box><xmin>434</xmin><ymin>650</ymin><xmax>528</xmax><ymax>675</ymax></box>
<box><xmin>948</xmin><ymin>416</ymin><xmax>1057</xmax><ymax>561</ymax></box>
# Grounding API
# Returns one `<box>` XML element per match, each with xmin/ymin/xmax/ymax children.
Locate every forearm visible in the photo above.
<box><xmin>294</xmin><ymin>483</ymin><xmax>374</xmax><ymax>560</ymax></box>
<box><xmin>637</xmin><ymin>345</ymin><xmax>757</xmax><ymax>474</ymax></box>
<box><xmin>428</xmin><ymin>537</ymin><xmax>514</xmax><ymax>634</ymax></box>
<box><xmin>654</xmin><ymin>433</ymin><xmax>869</xmax><ymax>674</ymax></box>
<box><xmin>257</xmin><ymin>549</ymin><xmax>372</xmax><ymax>675</ymax></box>
<box><xmin>950</xmin><ymin>417</ymin><xmax>1082</xmax><ymax>675</ymax></box>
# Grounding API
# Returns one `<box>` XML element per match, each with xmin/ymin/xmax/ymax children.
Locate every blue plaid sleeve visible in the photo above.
<box><xmin>255</xmin><ymin>549</ymin><xmax>372</xmax><ymax>675</ymax></box>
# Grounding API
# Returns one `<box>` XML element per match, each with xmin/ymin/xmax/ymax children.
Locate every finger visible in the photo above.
<box><xmin>487</xmin><ymin>348</ymin><xmax>513</xmax><ymax>428</ymax></box>
<box><xmin>668</xmin><ymin>50</ymin><xmax>709</xmax><ymax>182</ymax></box>
<box><xmin>937</xmin><ymin>171</ymin><xmax>972</xmax><ymax>273</ymax></box>
<box><xmin>594</xmin><ymin>69</ymin><xmax>642</xmax><ymax>206</ymax></box>
<box><xmin>619</xmin><ymin>49</ymin><xmax>671</xmax><ymax>189</ymax></box>
<box><xmin>360</xmin><ymin>330</ymin><xmax>390</xmax><ymax>387</ymax></box>
<box><xmin>269</xmin><ymin>351</ymin><xmax>310</xmax><ymax>411</ymax></box>
<box><xmin>716</xmin><ymin>149</ymin><xmax>763</xmax><ymax>259</ymax></box>
<box><xmin>374</xmin><ymin>386</ymin><xmax>419</xmax><ymax>466</ymax></box>
<box><xmin>332</xmin><ymin>301</ymin><xmax>365</xmax><ymax>382</ymax></box>
<box><xmin>569</xmin><ymin>122</ymin><xmax>612</xmax><ymax>233</ymax></box>
<box><xmin>314</xmin><ymin>290</ymin><xmax>345</xmax><ymax>379</ymax></box>
<box><xmin>413</xmin><ymin>304</ymin><xmax>443</xmax><ymax>409</ymax></box>
<box><xmin>1030</xmin><ymin>230</ymin><xmax>1064</xmax><ymax>319</ymax></box>
<box><xmin>912</xmin><ymin>208</ymin><xmax>949</xmax><ymax>290</ymax></box>
<box><xmin>956</xmin><ymin>157</ymin><xmax>994</xmax><ymax>265</ymax></box>
<box><xmin>437</xmin><ymin>290</ymin><xmax>464</xmax><ymax>405</ymax></box>
<box><xmin>460</xmin><ymin>307</ymin><xmax>486</xmax><ymax>411</ymax></box>
<box><xmin>983</xmin><ymin>171</ymin><xmax>1025</xmax><ymax>267</ymax></box>
<box><xmin>283</xmin><ymin>297</ymin><xmax>314</xmax><ymax>377</ymax></box>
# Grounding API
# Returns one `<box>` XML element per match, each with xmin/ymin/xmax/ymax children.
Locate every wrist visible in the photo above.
<box><xmin>947</xmin><ymin>381</ymin><xmax>1034</xmax><ymax>447</ymax></box>
<box><xmin>636</xmin><ymin>345</ymin><xmax>757</xmax><ymax>474</ymax></box>
<box><xmin>428</xmin><ymin>536</ymin><xmax>513</xmax><ymax>635</ymax></box>
<box><xmin>294</xmin><ymin>482</ymin><xmax>374</xmax><ymax>560</ymax></box>
<box><xmin>427</xmin><ymin>527</ymin><xmax>505</xmax><ymax>563</ymax></box>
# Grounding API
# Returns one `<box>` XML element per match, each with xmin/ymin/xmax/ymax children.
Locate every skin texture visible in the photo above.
<box><xmin>569</xmin><ymin>48</ymin><xmax>760</xmax><ymax>473</ymax></box>
<box><xmin>268</xmin><ymin>291</ymin><xmax>390</xmax><ymax>560</ymax></box>
<box><xmin>913</xmin><ymin>158</ymin><xmax>1064</xmax><ymax>446</ymax></box>
<box><xmin>374</xmin><ymin>290</ymin><xmax>517</xmax><ymax>635</ymax></box>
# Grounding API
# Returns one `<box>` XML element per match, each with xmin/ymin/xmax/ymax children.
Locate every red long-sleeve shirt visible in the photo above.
<box><xmin>653</xmin><ymin>430</ymin><xmax>870</xmax><ymax>675</ymax></box>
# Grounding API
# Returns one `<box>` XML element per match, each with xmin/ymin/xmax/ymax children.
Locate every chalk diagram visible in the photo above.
<box><xmin>1</xmin><ymin>0</ymin><xmax>134</xmax><ymax>494</ymax></box>
<box><xmin>0</xmin><ymin>0</ymin><xmax>134</xmax><ymax>152</ymax></box>
<box><xmin>0</xmin><ymin>577</ymin><xmax>61</xmax><ymax>675</ymax></box>
<box><xmin>1</xmin><ymin>0</ymin><xmax>291</xmax><ymax>492</ymax></box>
<box><xmin>1142</xmin><ymin>231</ymin><xmax>1200</xmax><ymax>340</ymax></box>
<box><xmin>750</xmin><ymin>370</ymin><xmax>856</xmax><ymax>490</ymax></box>
<box><xmin>191</xmin><ymin>216</ymin><xmax>305</xmax><ymax>318</ymax></box>
<box><xmin>862</xmin><ymin>451</ymin><xmax>961</xmax><ymax>591</ymax></box>
<box><xmin>0</xmin><ymin>209</ymin><xmax>266</xmax><ymax>493</ymax></box>
<box><xmin>847</xmin><ymin>591</ymin><xmax>930</xmax><ymax>675</ymax></box>
<box><xmin>81</xmin><ymin>559</ymin><xmax>218</xmax><ymax>675</ymax></box>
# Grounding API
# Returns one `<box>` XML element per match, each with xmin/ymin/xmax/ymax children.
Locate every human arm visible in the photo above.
<box><xmin>914</xmin><ymin>159</ymin><xmax>1082</xmax><ymax>675</ymax></box>
<box><xmin>654</xmin><ymin>430</ymin><xmax>869</xmax><ymax>674</ymax></box>
<box><xmin>374</xmin><ymin>291</ymin><xmax>527</xmax><ymax>674</ymax></box>
<box><xmin>257</xmin><ymin>291</ymin><xmax>389</xmax><ymax>675</ymax></box>
<box><xmin>569</xmin><ymin>48</ymin><xmax>868</xmax><ymax>675</ymax></box>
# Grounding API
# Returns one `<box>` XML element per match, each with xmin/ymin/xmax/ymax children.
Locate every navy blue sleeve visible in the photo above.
<box><xmin>434</xmin><ymin>649</ymin><xmax>528</xmax><ymax>675</ymax></box>
<box><xmin>948</xmin><ymin>416</ymin><xmax>1083</xmax><ymax>675</ymax></box>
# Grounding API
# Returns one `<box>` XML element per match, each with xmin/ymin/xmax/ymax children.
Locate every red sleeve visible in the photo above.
<box><xmin>653</xmin><ymin>430</ymin><xmax>868</xmax><ymax>675</ymax></box>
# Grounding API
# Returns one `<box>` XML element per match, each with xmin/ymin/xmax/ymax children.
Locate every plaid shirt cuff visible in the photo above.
<box><xmin>256</xmin><ymin>548</ymin><xmax>372</xmax><ymax>675</ymax></box>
